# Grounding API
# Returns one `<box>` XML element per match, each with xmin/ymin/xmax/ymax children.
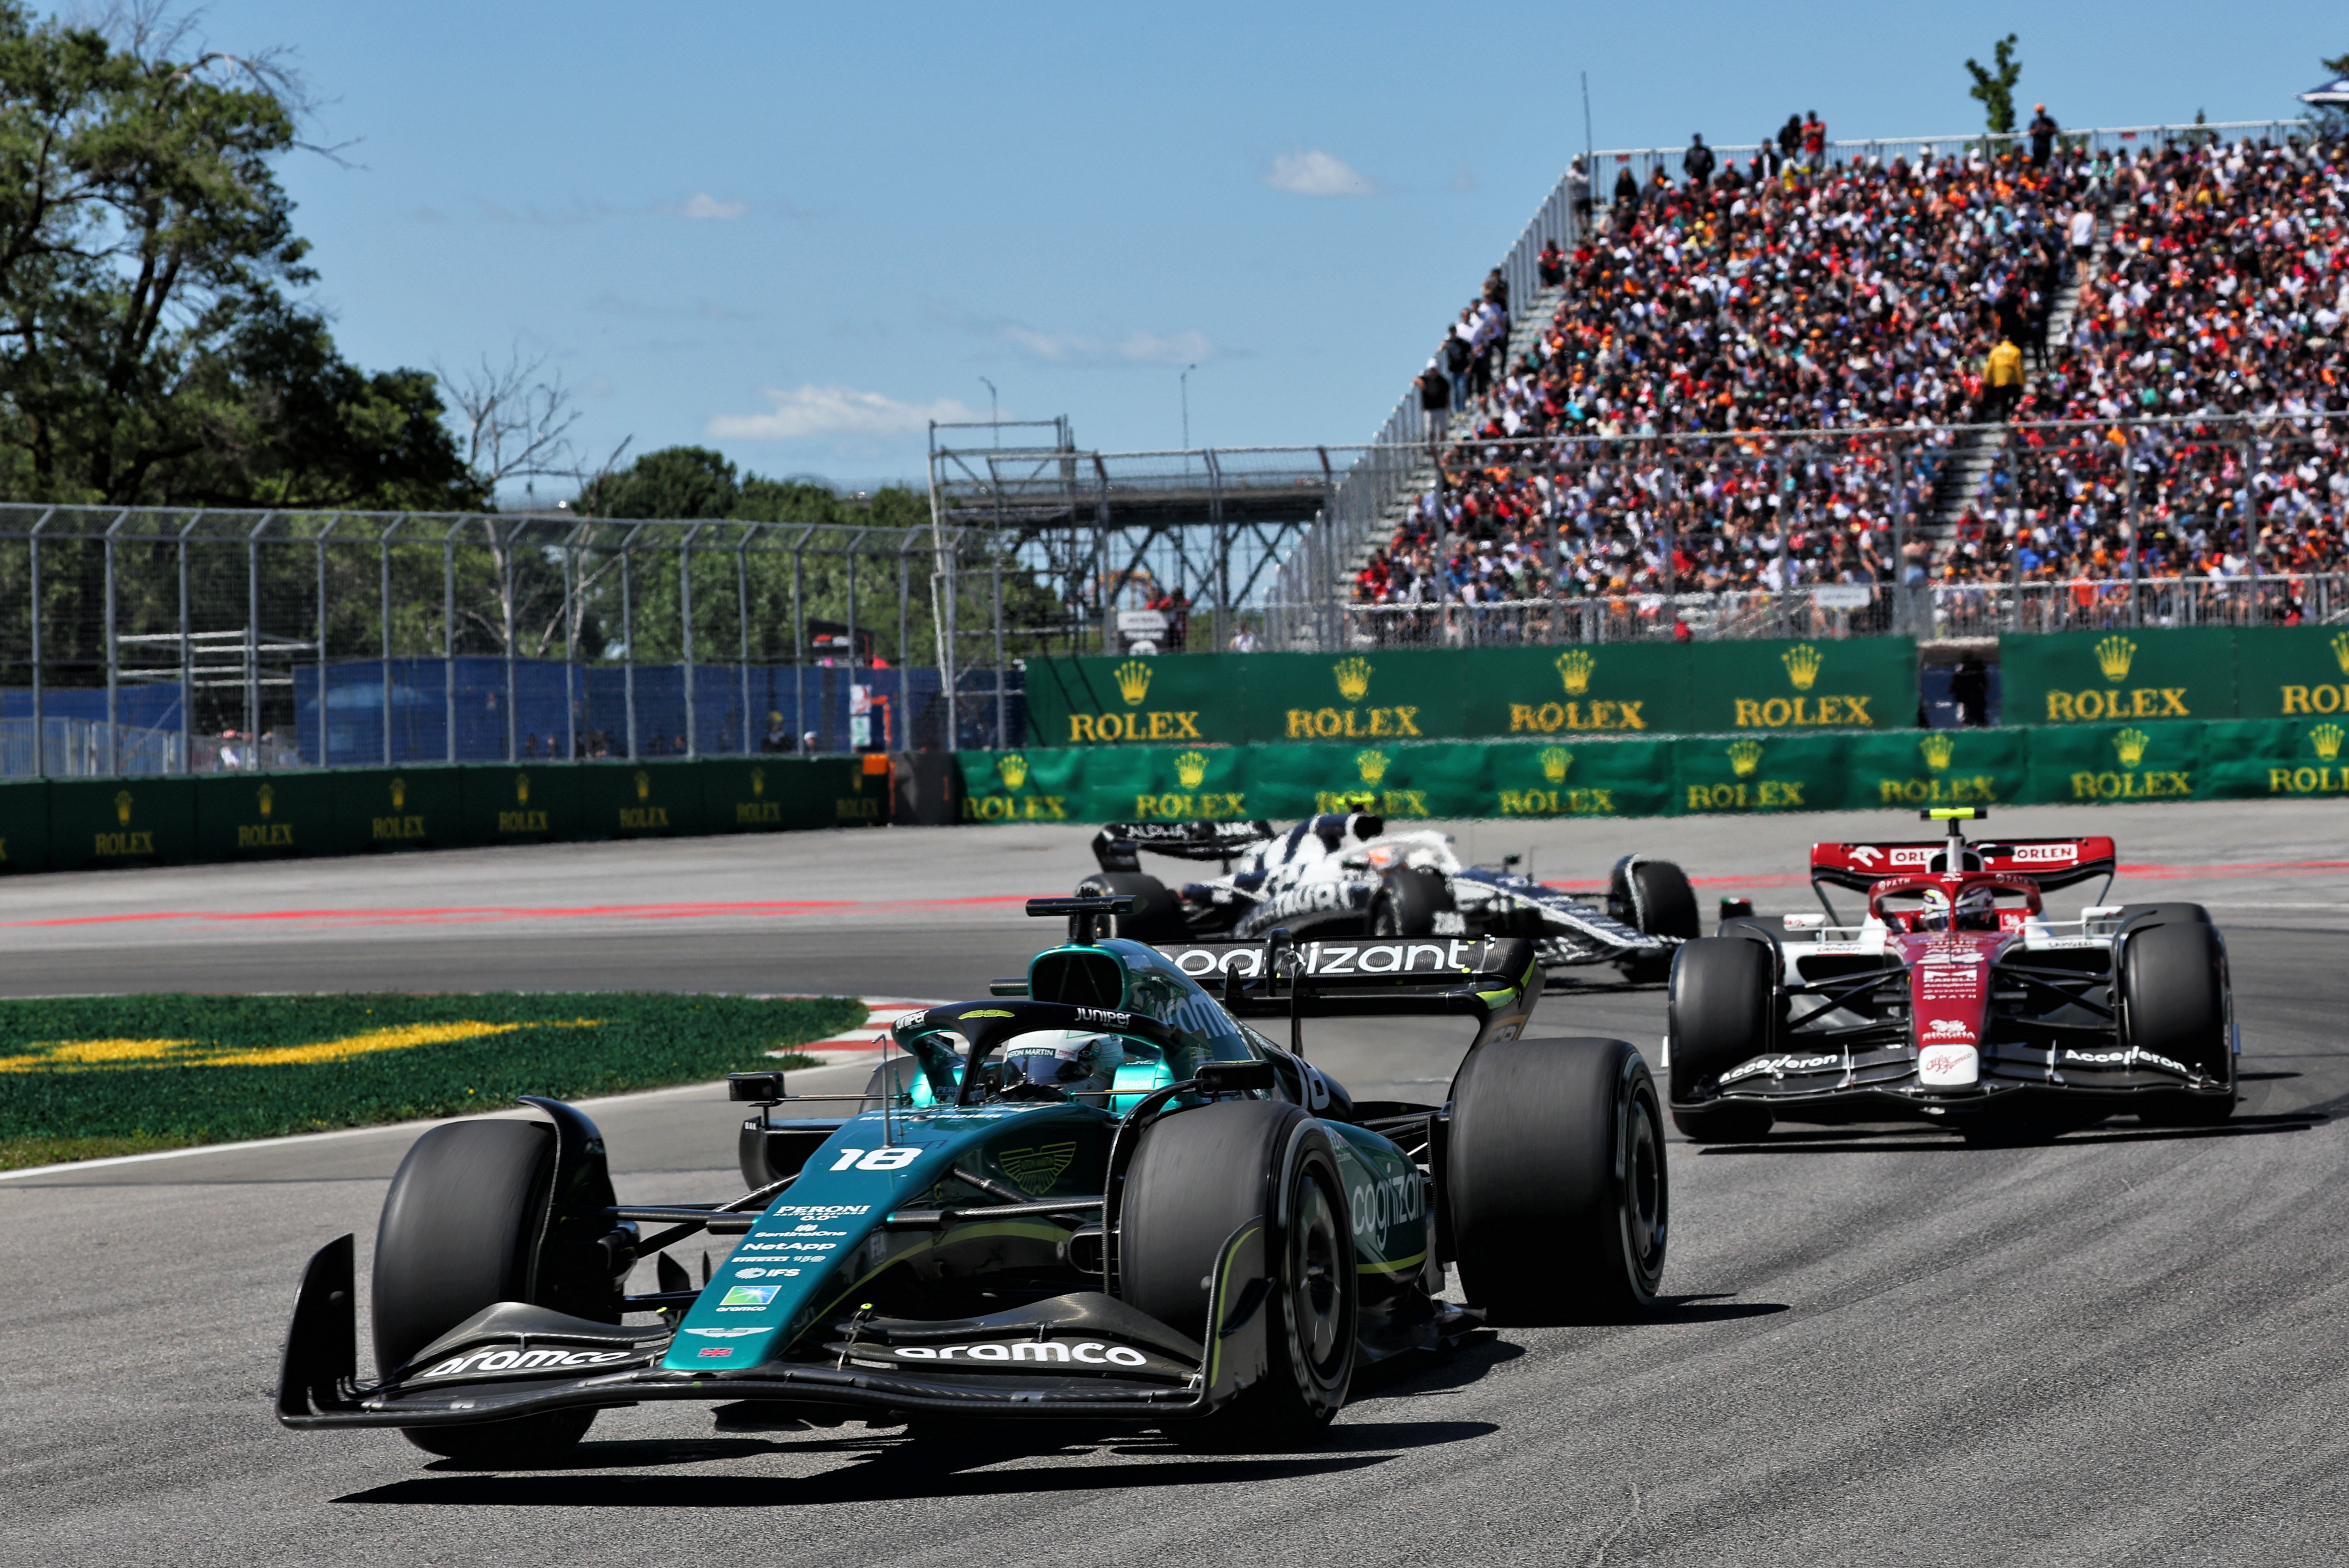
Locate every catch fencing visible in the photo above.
<box><xmin>0</xmin><ymin>506</ymin><xmax>1036</xmax><ymax>778</ymax></box>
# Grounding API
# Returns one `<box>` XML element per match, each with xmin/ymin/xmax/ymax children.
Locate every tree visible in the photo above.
<box><xmin>0</xmin><ymin>3</ymin><xmax>477</xmax><ymax>507</ymax></box>
<box><xmin>437</xmin><ymin>343</ymin><xmax>628</xmax><ymax>505</ymax></box>
<box><xmin>1964</xmin><ymin>34</ymin><xmax>2023</xmax><ymax>136</ymax></box>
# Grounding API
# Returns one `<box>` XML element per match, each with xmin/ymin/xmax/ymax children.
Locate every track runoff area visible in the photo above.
<box><xmin>3</xmin><ymin>799</ymin><xmax>2346</xmax><ymax>1565</ymax></box>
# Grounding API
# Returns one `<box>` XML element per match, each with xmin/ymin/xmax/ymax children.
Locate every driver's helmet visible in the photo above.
<box><xmin>997</xmin><ymin>1030</ymin><xmax>1125</xmax><ymax>1100</ymax></box>
<box><xmin>1914</xmin><ymin>887</ymin><xmax>1953</xmax><ymax>931</ymax></box>
<box><xmin>1953</xmin><ymin>885</ymin><xmax>2000</xmax><ymax>931</ymax></box>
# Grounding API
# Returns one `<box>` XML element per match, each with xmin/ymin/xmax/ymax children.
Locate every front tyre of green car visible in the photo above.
<box><xmin>1123</xmin><ymin>1100</ymin><xmax>1357</xmax><ymax>1451</ymax></box>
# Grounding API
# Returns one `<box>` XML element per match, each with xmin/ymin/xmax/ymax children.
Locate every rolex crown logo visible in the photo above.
<box><xmin>113</xmin><ymin>789</ymin><xmax>133</xmax><ymax>825</ymax></box>
<box><xmin>997</xmin><ymin>753</ymin><xmax>1028</xmax><ymax>790</ymax></box>
<box><xmin>390</xmin><ymin>777</ymin><xmax>406</xmax><ymax>809</ymax></box>
<box><xmin>1781</xmin><ymin>643</ymin><xmax>1824</xmax><ymax>692</ymax></box>
<box><xmin>1920</xmin><ymin>733</ymin><xmax>1956</xmax><ymax>772</ymax></box>
<box><xmin>634</xmin><ymin>769</ymin><xmax>651</xmax><ymax>801</ymax></box>
<box><xmin>1538</xmin><ymin>745</ymin><xmax>1574</xmax><ymax>784</ymax></box>
<box><xmin>258</xmin><ymin>783</ymin><xmax>275</xmax><ymax>817</ymax></box>
<box><xmin>750</xmin><ymin>766</ymin><xmax>765</xmax><ymax>796</ymax></box>
<box><xmin>1555</xmin><ymin>648</ymin><xmax>1596</xmax><ymax>698</ymax></box>
<box><xmin>1113</xmin><ymin>660</ymin><xmax>1153</xmax><ymax>707</ymax></box>
<box><xmin>1727</xmin><ymin>739</ymin><xmax>1765</xmax><ymax>779</ymax></box>
<box><xmin>2095</xmin><ymin>635</ymin><xmax>2137</xmax><ymax>683</ymax></box>
<box><xmin>1174</xmin><ymin>750</ymin><xmax>1209</xmax><ymax>789</ymax></box>
<box><xmin>1332</xmin><ymin>656</ymin><xmax>1374</xmax><ymax>703</ymax></box>
<box><xmin>2113</xmin><ymin>728</ymin><xmax>2151</xmax><ymax>768</ymax></box>
<box><xmin>1355</xmin><ymin>749</ymin><xmax>1389</xmax><ymax>786</ymax></box>
<box><xmin>2313</xmin><ymin>723</ymin><xmax>2344</xmax><ymax>762</ymax></box>
<box><xmin>515</xmin><ymin>773</ymin><xmax>530</xmax><ymax>804</ymax></box>
<box><xmin>2332</xmin><ymin>631</ymin><xmax>2349</xmax><ymax>676</ymax></box>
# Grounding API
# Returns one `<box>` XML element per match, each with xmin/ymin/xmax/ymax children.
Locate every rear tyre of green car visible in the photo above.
<box><xmin>1123</xmin><ymin>1099</ymin><xmax>1356</xmax><ymax>1451</ymax></box>
<box><xmin>1448</xmin><ymin>1036</ymin><xmax>1668</xmax><ymax>1325</ymax></box>
<box><xmin>373</xmin><ymin>1119</ymin><xmax>598</xmax><ymax>1464</ymax></box>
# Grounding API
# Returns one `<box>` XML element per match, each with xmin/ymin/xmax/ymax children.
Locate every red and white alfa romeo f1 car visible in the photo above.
<box><xmin>1666</xmin><ymin>807</ymin><xmax>2237</xmax><ymax>1143</ymax></box>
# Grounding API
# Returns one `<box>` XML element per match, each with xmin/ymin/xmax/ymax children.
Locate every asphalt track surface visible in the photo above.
<box><xmin>3</xmin><ymin>801</ymin><xmax>2346</xmax><ymax>1565</ymax></box>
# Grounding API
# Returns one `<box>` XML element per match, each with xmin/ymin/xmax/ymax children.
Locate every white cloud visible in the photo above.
<box><xmin>998</xmin><ymin>324</ymin><xmax>1216</xmax><ymax>365</ymax></box>
<box><xmin>706</xmin><ymin>384</ymin><xmax>979</xmax><ymax>440</ymax></box>
<box><xmin>668</xmin><ymin>192</ymin><xmax>748</xmax><ymax>220</ymax></box>
<box><xmin>1264</xmin><ymin>150</ymin><xmax>1376</xmax><ymax>197</ymax></box>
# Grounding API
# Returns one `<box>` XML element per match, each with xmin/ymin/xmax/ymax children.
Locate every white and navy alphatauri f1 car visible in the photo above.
<box><xmin>1077</xmin><ymin>814</ymin><xmax>1701</xmax><ymax>982</ymax></box>
<box><xmin>277</xmin><ymin>898</ymin><xmax>1670</xmax><ymax>1462</ymax></box>
<box><xmin>1666</xmin><ymin>807</ymin><xmax>2238</xmax><ymax>1143</ymax></box>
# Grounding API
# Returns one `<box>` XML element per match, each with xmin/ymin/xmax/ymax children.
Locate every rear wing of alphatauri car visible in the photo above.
<box><xmin>1093</xmin><ymin>820</ymin><xmax>1276</xmax><ymax>871</ymax></box>
<box><xmin>1809</xmin><ymin>835</ymin><xmax>2117</xmax><ymax>907</ymax></box>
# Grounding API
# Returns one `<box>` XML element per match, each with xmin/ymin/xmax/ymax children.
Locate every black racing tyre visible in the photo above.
<box><xmin>402</xmin><ymin>1408</ymin><xmax>600</xmax><ymax>1466</ymax></box>
<box><xmin>1448</xmin><ymin>1037</ymin><xmax>1667</xmax><ymax>1324</ymax></box>
<box><xmin>1665</xmin><ymin>937</ymin><xmax>1777</xmax><ymax>1143</ymax></box>
<box><xmin>1369</xmin><ymin>867</ymin><xmax>1451</xmax><ymax>937</ymax></box>
<box><xmin>2118</xmin><ymin>917</ymin><xmax>2235</xmax><ymax>1127</ymax></box>
<box><xmin>1123</xmin><ymin>1100</ymin><xmax>1355</xmax><ymax>1449</ymax></box>
<box><xmin>373</xmin><ymin>1119</ymin><xmax>598</xmax><ymax>1462</ymax></box>
<box><xmin>1076</xmin><ymin>871</ymin><xmax>1191</xmax><ymax>945</ymax></box>
<box><xmin>2115</xmin><ymin>902</ymin><xmax>2212</xmax><ymax>928</ymax></box>
<box><xmin>1613</xmin><ymin>857</ymin><xmax>1699</xmax><ymax>981</ymax></box>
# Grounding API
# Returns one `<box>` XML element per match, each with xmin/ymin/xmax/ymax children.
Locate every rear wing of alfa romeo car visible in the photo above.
<box><xmin>1809</xmin><ymin>835</ymin><xmax>2117</xmax><ymax>897</ymax></box>
<box><xmin>1153</xmin><ymin>934</ymin><xmax>1540</xmax><ymax>1053</ymax></box>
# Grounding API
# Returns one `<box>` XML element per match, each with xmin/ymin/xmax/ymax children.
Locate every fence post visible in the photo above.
<box><xmin>317</xmin><ymin>519</ymin><xmax>335</xmax><ymax>768</ymax></box>
<box><xmin>442</xmin><ymin>523</ymin><xmax>456</xmax><ymax>765</ymax></box>
<box><xmin>736</xmin><ymin>526</ymin><xmax>752</xmax><ymax>757</ymax></box>
<box><xmin>381</xmin><ymin>518</ymin><xmax>400</xmax><ymax>766</ymax></box>
<box><xmin>501</xmin><ymin>519</ymin><xmax>518</xmax><ymax>763</ymax></box>
<box><xmin>562</xmin><ymin>527</ymin><xmax>580</xmax><ymax>761</ymax></box>
<box><xmin>897</xmin><ymin>535</ymin><xmax>912</xmax><ymax>744</ymax></box>
<box><xmin>993</xmin><ymin>559</ymin><xmax>1005</xmax><ymax>750</ymax></box>
<box><xmin>621</xmin><ymin>524</ymin><xmax>640</xmax><ymax>760</ymax></box>
<box><xmin>680</xmin><ymin>521</ymin><xmax>699</xmax><ymax>759</ymax></box>
<box><xmin>791</xmin><ymin>537</ymin><xmax>806</xmax><ymax>752</ymax></box>
<box><xmin>103</xmin><ymin>510</ymin><xmax>123</xmax><ymax>776</ymax></box>
<box><xmin>2123</xmin><ymin>438</ymin><xmax>2141</xmax><ymax>628</ymax></box>
<box><xmin>26</xmin><ymin>515</ymin><xmax>42</xmax><ymax>777</ymax></box>
<box><xmin>247</xmin><ymin>511</ymin><xmax>268</xmax><ymax>770</ymax></box>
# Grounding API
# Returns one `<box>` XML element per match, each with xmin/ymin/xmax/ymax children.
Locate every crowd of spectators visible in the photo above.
<box><xmin>1362</xmin><ymin>122</ymin><xmax>2349</xmax><ymax>625</ymax></box>
<box><xmin>1947</xmin><ymin>135</ymin><xmax>2349</xmax><ymax>586</ymax></box>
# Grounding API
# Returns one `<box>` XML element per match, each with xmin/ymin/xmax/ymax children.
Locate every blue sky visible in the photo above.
<box><xmin>96</xmin><ymin>3</ymin><xmax>2347</xmax><ymax>492</ymax></box>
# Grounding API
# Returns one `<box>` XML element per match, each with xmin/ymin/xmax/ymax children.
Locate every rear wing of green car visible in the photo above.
<box><xmin>1154</xmin><ymin>934</ymin><xmax>1541</xmax><ymax>1053</ymax></box>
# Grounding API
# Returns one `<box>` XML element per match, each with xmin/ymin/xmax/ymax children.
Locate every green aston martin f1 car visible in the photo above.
<box><xmin>277</xmin><ymin>897</ymin><xmax>1669</xmax><ymax>1459</ymax></box>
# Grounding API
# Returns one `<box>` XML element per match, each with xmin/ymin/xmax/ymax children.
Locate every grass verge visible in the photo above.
<box><xmin>0</xmin><ymin>992</ymin><xmax>861</xmax><ymax>1170</ymax></box>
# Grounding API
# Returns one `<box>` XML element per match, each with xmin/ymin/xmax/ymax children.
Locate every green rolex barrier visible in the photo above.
<box><xmin>2199</xmin><ymin>718</ymin><xmax>2349</xmax><ymax>801</ymax></box>
<box><xmin>2021</xmin><ymin>720</ymin><xmax>2206</xmax><ymax>805</ymax></box>
<box><xmin>2232</xmin><ymin>625</ymin><xmax>2349</xmax><ymax>720</ymax></box>
<box><xmin>195</xmin><ymin>771</ymin><xmax>342</xmax><ymax>860</ymax></box>
<box><xmin>334</xmin><ymin>767</ymin><xmax>466</xmax><ymax>852</ymax></box>
<box><xmin>1683</xmin><ymin>637</ymin><xmax>1918</xmax><ymax>735</ymax></box>
<box><xmin>1847</xmin><ymin>728</ymin><xmax>2028</xmax><ymax>810</ymax></box>
<box><xmin>704</xmin><ymin>757</ymin><xmax>854</xmax><ymax>832</ymax></box>
<box><xmin>49</xmin><ymin>776</ymin><xmax>197</xmax><ymax>868</ymax></box>
<box><xmin>1023</xmin><ymin>638</ymin><xmax>1920</xmax><ymax>751</ymax></box>
<box><xmin>0</xmin><ymin>778</ymin><xmax>48</xmax><ymax>873</ymax></box>
<box><xmin>460</xmin><ymin>764</ymin><xmax>585</xmax><ymax>846</ymax></box>
<box><xmin>573</xmin><ymin>761</ymin><xmax>707</xmax><ymax>839</ymax></box>
<box><xmin>2003</xmin><ymin>627</ymin><xmax>2236</xmax><ymax>728</ymax></box>
<box><xmin>1673</xmin><ymin>732</ymin><xmax>1853</xmax><ymax>815</ymax></box>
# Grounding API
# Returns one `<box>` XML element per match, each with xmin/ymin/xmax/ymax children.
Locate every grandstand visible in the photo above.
<box><xmin>1282</xmin><ymin>117</ymin><xmax>2347</xmax><ymax>648</ymax></box>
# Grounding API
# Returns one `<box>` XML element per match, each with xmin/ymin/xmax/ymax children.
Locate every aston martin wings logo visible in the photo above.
<box><xmin>998</xmin><ymin>1142</ymin><xmax>1076</xmax><ymax>1195</ymax></box>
